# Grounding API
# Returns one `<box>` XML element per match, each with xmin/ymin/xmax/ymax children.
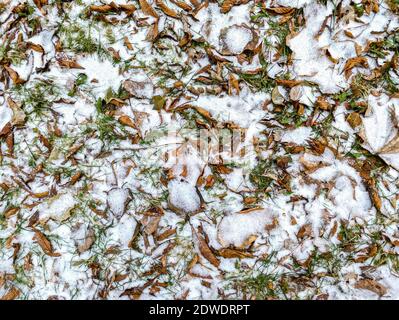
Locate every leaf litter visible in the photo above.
<box><xmin>0</xmin><ymin>0</ymin><xmax>399</xmax><ymax>300</ymax></box>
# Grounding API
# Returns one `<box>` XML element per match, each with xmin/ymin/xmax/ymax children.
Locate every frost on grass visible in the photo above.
<box><xmin>1</xmin><ymin>0</ymin><xmax>399</xmax><ymax>301</ymax></box>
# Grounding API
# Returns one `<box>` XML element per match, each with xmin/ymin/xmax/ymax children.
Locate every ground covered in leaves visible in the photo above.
<box><xmin>1</xmin><ymin>0</ymin><xmax>399</xmax><ymax>300</ymax></box>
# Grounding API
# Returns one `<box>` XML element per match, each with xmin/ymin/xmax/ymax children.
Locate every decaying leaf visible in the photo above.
<box><xmin>297</xmin><ymin>223</ymin><xmax>312</xmax><ymax>239</ymax></box>
<box><xmin>139</xmin><ymin>0</ymin><xmax>159</xmax><ymax>18</ymax></box>
<box><xmin>355</xmin><ymin>279</ymin><xmax>387</xmax><ymax>296</ymax></box>
<box><xmin>0</xmin><ymin>287</ymin><xmax>20</xmax><ymax>300</ymax></box>
<box><xmin>155</xmin><ymin>0</ymin><xmax>179</xmax><ymax>17</ymax></box>
<box><xmin>33</xmin><ymin>230</ymin><xmax>61</xmax><ymax>257</ymax></box>
<box><xmin>266</xmin><ymin>7</ymin><xmax>295</xmax><ymax>15</ymax></box>
<box><xmin>4</xmin><ymin>66</ymin><xmax>25</xmax><ymax>84</ymax></box>
<box><xmin>119</xmin><ymin>115</ymin><xmax>136</xmax><ymax>129</ymax></box>
<box><xmin>58</xmin><ymin>59</ymin><xmax>84</xmax><ymax>69</ymax></box>
<box><xmin>220</xmin><ymin>0</ymin><xmax>249</xmax><ymax>14</ymax></box>
<box><xmin>7</xmin><ymin>98</ymin><xmax>26</xmax><ymax>126</ymax></box>
<box><xmin>194</xmin><ymin>226</ymin><xmax>220</xmax><ymax>267</ymax></box>
<box><xmin>347</xmin><ymin>112</ymin><xmax>362</xmax><ymax>128</ymax></box>
<box><xmin>77</xmin><ymin>228</ymin><xmax>96</xmax><ymax>254</ymax></box>
<box><xmin>217</xmin><ymin>248</ymin><xmax>253</xmax><ymax>259</ymax></box>
<box><xmin>343</xmin><ymin>57</ymin><xmax>368</xmax><ymax>78</ymax></box>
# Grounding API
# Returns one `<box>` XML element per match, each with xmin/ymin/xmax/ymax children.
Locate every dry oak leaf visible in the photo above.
<box><xmin>0</xmin><ymin>287</ymin><xmax>20</xmax><ymax>300</ymax></box>
<box><xmin>139</xmin><ymin>0</ymin><xmax>159</xmax><ymax>18</ymax></box>
<box><xmin>156</xmin><ymin>0</ymin><xmax>179</xmax><ymax>17</ymax></box>
<box><xmin>33</xmin><ymin>230</ymin><xmax>61</xmax><ymax>257</ymax></box>
<box><xmin>355</xmin><ymin>279</ymin><xmax>387</xmax><ymax>296</ymax></box>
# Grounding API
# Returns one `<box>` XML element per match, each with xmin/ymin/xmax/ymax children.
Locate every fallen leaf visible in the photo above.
<box><xmin>195</xmin><ymin>227</ymin><xmax>220</xmax><ymax>267</ymax></box>
<box><xmin>355</xmin><ymin>279</ymin><xmax>387</xmax><ymax>296</ymax></box>
<box><xmin>297</xmin><ymin>223</ymin><xmax>312</xmax><ymax>239</ymax></box>
<box><xmin>33</xmin><ymin>230</ymin><xmax>61</xmax><ymax>257</ymax></box>
<box><xmin>217</xmin><ymin>248</ymin><xmax>253</xmax><ymax>259</ymax></box>
<box><xmin>347</xmin><ymin>112</ymin><xmax>362</xmax><ymax>128</ymax></box>
<box><xmin>139</xmin><ymin>0</ymin><xmax>159</xmax><ymax>18</ymax></box>
<box><xmin>220</xmin><ymin>0</ymin><xmax>249</xmax><ymax>13</ymax></box>
<box><xmin>124</xmin><ymin>36</ymin><xmax>133</xmax><ymax>50</ymax></box>
<box><xmin>77</xmin><ymin>228</ymin><xmax>96</xmax><ymax>254</ymax></box>
<box><xmin>4</xmin><ymin>66</ymin><xmax>25</xmax><ymax>84</ymax></box>
<box><xmin>156</xmin><ymin>0</ymin><xmax>179</xmax><ymax>17</ymax></box>
<box><xmin>58</xmin><ymin>59</ymin><xmax>84</xmax><ymax>69</ymax></box>
<box><xmin>0</xmin><ymin>287</ymin><xmax>20</xmax><ymax>300</ymax></box>
<box><xmin>344</xmin><ymin>57</ymin><xmax>368</xmax><ymax>78</ymax></box>
<box><xmin>119</xmin><ymin>115</ymin><xmax>136</xmax><ymax>129</ymax></box>
<box><xmin>266</xmin><ymin>7</ymin><xmax>294</xmax><ymax>15</ymax></box>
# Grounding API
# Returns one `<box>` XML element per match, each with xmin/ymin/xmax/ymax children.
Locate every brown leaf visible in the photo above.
<box><xmin>89</xmin><ymin>4</ymin><xmax>114</xmax><ymax>13</ymax></box>
<box><xmin>297</xmin><ymin>223</ymin><xmax>312</xmax><ymax>239</ymax></box>
<box><xmin>347</xmin><ymin>112</ymin><xmax>362</xmax><ymax>128</ymax></box>
<box><xmin>58</xmin><ymin>59</ymin><xmax>84</xmax><ymax>69</ymax></box>
<box><xmin>315</xmin><ymin>96</ymin><xmax>331</xmax><ymax>111</ymax></box>
<box><xmin>143</xmin><ymin>216</ymin><xmax>161</xmax><ymax>235</ymax></box>
<box><xmin>379</xmin><ymin>134</ymin><xmax>399</xmax><ymax>154</ymax></box>
<box><xmin>1</xmin><ymin>287</ymin><xmax>20</xmax><ymax>300</ymax></box>
<box><xmin>170</xmin><ymin>0</ymin><xmax>192</xmax><ymax>11</ymax></box>
<box><xmin>266</xmin><ymin>7</ymin><xmax>294</xmax><ymax>15</ymax></box>
<box><xmin>156</xmin><ymin>0</ymin><xmax>179</xmax><ymax>17</ymax></box>
<box><xmin>77</xmin><ymin>229</ymin><xmax>96</xmax><ymax>254</ymax></box>
<box><xmin>4</xmin><ymin>66</ymin><xmax>25</xmax><ymax>85</ymax></box>
<box><xmin>369</xmin><ymin>186</ymin><xmax>382</xmax><ymax>211</ymax></box>
<box><xmin>119</xmin><ymin>4</ymin><xmax>137</xmax><ymax>15</ymax></box>
<box><xmin>69</xmin><ymin>171</ymin><xmax>82</xmax><ymax>185</ymax></box>
<box><xmin>33</xmin><ymin>0</ymin><xmax>47</xmax><ymax>12</ymax></box>
<box><xmin>228</xmin><ymin>73</ymin><xmax>240</xmax><ymax>95</ymax></box>
<box><xmin>214</xmin><ymin>164</ymin><xmax>233</xmax><ymax>174</ymax></box>
<box><xmin>217</xmin><ymin>248</ymin><xmax>253</xmax><ymax>259</ymax></box>
<box><xmin>27</xmin><ymin>42</ymin><xmax>45</xmax><ymax>53</ymax></box>
<box><xmin>124</xmin><ymin>36</ymin><xmax>133</xmax><ymax>50</ymax></box>
<box><xmin>118</xmin><ymin>115</ymin><xmax>136</xmax><ymax>129</ymax></box>
<box><xmin>4</xmin><ymin>207</ymin><xmax>19</xmax><ymax>219</ymax></box>
<box><xmin>146</xmin><ymin>20</ymin><xmax>159</xmax><ymax>41</ymax></box>
<box><xmin>157</xmin><ymin>227</ymin><xmax>176</xmax><ymax>241</ymax></box>
<box><xmin>220</xmin><ymin>0</ymin><xmax>249</xmax><ymax>13</ymax></box>
<box><xmin>355</xmin><ymin>279</ymin><xmax>387</xmax><ymax>296</ymax></box>
<box><xmin>7</xmin><ymin>97</ymin><xmax>26</xmax><ymax>126</ymax></box>
<box><xmin>139</xmin><ymin>0</ymin><xmax>159</xmax><ymax>18</ymax></box>
<box><xmin>343</xmin><ymin>57</ymin><xmax>368</xmax><ymax>78</ymax></box>
<box><xmin>33</xmin><ymin>230</ymin><xmax>61</xmax><ymax>257</ymax></box>
<box><xmin>31</xmin><ymin>191</ymin><xmax>50</xmax><ymax>199</ymax></box>
<box><xmin>276</xmin><ymin>79</ymin><xmax>303</xmax><ymax>88</ymax></box>
<box><xmin>194</xmin><ymin>227</ymin><xmax>220</xmax><ymax>267</ymax></box>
